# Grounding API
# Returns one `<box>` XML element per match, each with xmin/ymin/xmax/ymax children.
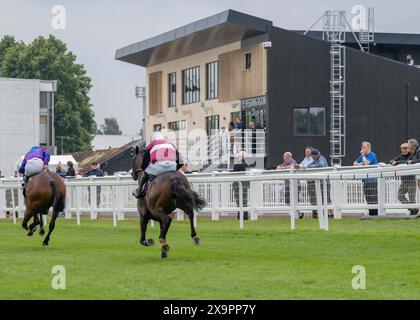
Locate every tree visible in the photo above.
<box><xmin>0</xmin><ymin>35</ymin><xmax>96</xmax><ymax>153</ymax></box>
<box><xmin>98</xmin><ymin>117</ymin><xmax>122</xmax><ymax>135</ymax></box>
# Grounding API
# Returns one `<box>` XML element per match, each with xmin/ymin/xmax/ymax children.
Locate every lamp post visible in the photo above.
<box><xmin>135</xmin><ymin>86</ymin><xmax>146</xmax><ymax>140</ymax></box>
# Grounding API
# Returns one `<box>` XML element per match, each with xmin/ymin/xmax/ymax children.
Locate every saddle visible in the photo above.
<box><xmin>139</xmin><ymin>175</ymin><xmax>157</xmax><ymax>196</ymax></box>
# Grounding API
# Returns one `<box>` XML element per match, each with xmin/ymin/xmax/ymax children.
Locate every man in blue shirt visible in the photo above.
<box><xmin>305</xmin><ymin>149</ymin><xmax>331</xmax><ymax>219</ymax></box>
<box><xmin>354</xmin><ymin>141</ymin><xmax>378</xmax><ymax>216</ymax></box>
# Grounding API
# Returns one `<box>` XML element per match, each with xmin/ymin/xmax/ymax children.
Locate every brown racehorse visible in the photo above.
<box><xmin>131</xmin><ymin>146</ymin><xmax>206</xmax><ymax>258</ymax></box>
<box><xmin>21</xmin><ymin>171</ymin><xmax>66</xmax><ymax>246</ymax></box>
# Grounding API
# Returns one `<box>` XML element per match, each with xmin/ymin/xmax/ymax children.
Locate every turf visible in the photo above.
<box><xmin>0</xmin><ymin>217</ymin><xmax>419</xmax><ymax>299</ymax></box>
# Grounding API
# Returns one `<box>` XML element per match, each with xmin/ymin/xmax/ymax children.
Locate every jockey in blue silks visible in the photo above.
<box><xmin>19</xmin><ymin>146</ymin><xmax>51</xmax><ymax>197</ymax></box>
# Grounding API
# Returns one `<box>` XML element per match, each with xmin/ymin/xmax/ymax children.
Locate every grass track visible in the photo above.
<box><xmin>0</xmin><ymin>217</ymin><xmax>419</xmax><ymax>299</ymax></box>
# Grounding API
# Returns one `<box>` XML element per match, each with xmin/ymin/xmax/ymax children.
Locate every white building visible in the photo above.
<box><xmin>0</xmin><ymin>77</ymin><xmax>57</xmax><ymax>177</ymax></box>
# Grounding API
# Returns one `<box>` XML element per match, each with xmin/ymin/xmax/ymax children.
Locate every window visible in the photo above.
<box><xmin>40</xmin><ymin>92</ymin><xmax>52</xmax><ymax>109</ymax></box>
<box><xmin>245</xmin><ymin>52</ymin><xmax>252</xmax><ymax>69</ymax></box>
<box><xmin>182</xmin><ymin>66</ymin><xmax>200</xmax><ymax>104</ymax></box>
<box><xmin>206</xmin><ymin>115</ymin><xmax>220</xmax><ymax>136</ymax></box>
<box><xmin>293</xmin><ymin>107</ymin><xmax>326</xmax><ymax>136</ymax></box>
<box><xmin>153</xmin><ymin>124</ymin><xmax>162</xmax><ymax>132</ymax></box>
<box><xmin>231</xmin><ymin>112</ymin><xmax>240</xmax><ymax>124</ymax></box>
<box><xmin>206</xmin><ymin>61</ymin><xmax>218</xmax><ymax>100</ymax></box>
<box><xmin>168</xmin><ymin>120</ymin><xmax>186</xmax><ymax>132</ymax></box>
<box><xmin>168</xmin><ymin>72</ymin><xmax>176</xmax><ymax>107</ymax></box>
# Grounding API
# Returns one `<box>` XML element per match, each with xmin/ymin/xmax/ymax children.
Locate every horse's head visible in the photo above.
<box><xmin>131</xmin><ymin>146</ymin><xmax>145</xmax><ymax>181</ymax></box>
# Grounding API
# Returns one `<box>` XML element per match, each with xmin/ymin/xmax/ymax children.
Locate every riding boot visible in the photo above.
<box><xmin>133</xmin><ymin>173</ymin><xmax>149</xmax><ymax>199</ymax></box>
<box><xmin>22</xmin><ymin>175</ymin><xmax>29</xmax><ymax>198</ymax></box>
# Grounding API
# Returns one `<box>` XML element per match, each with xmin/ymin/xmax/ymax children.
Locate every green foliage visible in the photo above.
<box><xmin>0</xmin><ymin>218</ymin><xmax>419</xmax><ymax>299</ymax></box>
<box><xmin>0</xmin><ymin>35</ymin><xmax>96</xmax><ymax>153</ymax></box>
<box><xmin>98</xmin><ymin>117</ymin><xmax>122</xmax><ymax>135</ymax></box>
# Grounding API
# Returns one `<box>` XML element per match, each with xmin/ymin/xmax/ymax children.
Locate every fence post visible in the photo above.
<box><xmin>90</xmin><ymin>178</ymin><xmax>97</xmax><ymax>220</ymax></box>
<box><xmin>11</xmin><ymin>185</ymin><xmax>16</xmax><ymax>225</ymax></box>
<box><xmin>315</xmin><ymin>180</ymin><xmax>325</xmax><ymax>230</ymax></box>
<box><xmin>75</xmin><ymin>185</ymin><xmax>81</xmax><ymax>225</ymax></box>
<box><xmin>331</xmin><ymin>166</ymin><xmax>342</xmax><ymax>219</ymax></box>
<box><xmin>211</xmin><ymin>172</ymin><xmax>219</xmax><ymax>221</ymax></box>
<box><xmin>323</xmin><ymin>179</ymin><xmax>329</xmax><ymax>231</ymax></box>
<box><xmin>249</xmin><ymin>179</ymin><xmax>259</xmax><ymax>221</ymax></box>
<box><xmin>239</xmin><ymin>181</ymin><xmax>244</xmax><ymax>229</ymax></box>
<box><xmin>111</xmin><ymin>186</ymin><xmax>117</xmax><ymax>227</ymax></box>
<box><xmin>116</xmin><ymin>176</ymin><xmax>124</xmax><ymax>221</ymax></box>
<box><xmin>289</xmin><ymin>178</ymin><xmax>297</xmax><ymax>230</ymax></box>
<box><xmin>377</xmin><ymin>177</ymin><xmax>386</xmax><ymax>216</ymax></box>
<box><xmin>0</xmin><ymin>183</ymin><xmax>5</xmax><ymax>219</ymax></box>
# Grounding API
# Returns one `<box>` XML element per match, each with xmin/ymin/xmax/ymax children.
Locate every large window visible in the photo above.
<box><xmin>182</xmin><ymin>66</ymin><xmax>200</xmax><ymax>104</ymax></box>
<box><xmin>206</xmin><ymin>115</ymin><xmax>220</xmax><ymax>136</ymax></box>
<box><xmin>168</xmin><ymin>120</ymin><xmax>186</xmax><ymax>132</ymax></box>
<box><xmin>293</xmin><ymin>107</ymin><xmax>326</xmax><ymax>136</ymax></box>
<box><xmin>206</xmin><ymin>61</ymin><xmax>218</xmax><ymax>100</ymax></box>
<box><xmin>168</xmin><ymin>72</ymin><xmax>176</xmax><ymax>107</ymax></box>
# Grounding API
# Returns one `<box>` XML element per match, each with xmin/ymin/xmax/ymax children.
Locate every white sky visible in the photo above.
<box><xmin>0</xmin><ymin>0</ymin><xmax>419</xmax><ymax>135</ymax></box>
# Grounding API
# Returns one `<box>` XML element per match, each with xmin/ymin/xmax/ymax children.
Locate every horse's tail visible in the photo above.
<box><xmin>50</xmin><ymin>180</ymin><xmax>65</xmax><ymax>213</ymax></box>
<box><xmin>171</xmin><ymin>177</ymin><xmax>207</xmax><ymax>212</ymax></box>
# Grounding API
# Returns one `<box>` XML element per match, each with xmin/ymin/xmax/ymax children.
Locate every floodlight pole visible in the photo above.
<box><xmin>135</xmin><ymin>86</ymin><xmax>146</xmax><ymax>140</ymax></box>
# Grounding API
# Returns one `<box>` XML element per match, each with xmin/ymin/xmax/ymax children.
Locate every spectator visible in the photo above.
<box><xmin>56</xmin><ymin>162</ymin><xmax>63</xmax><ymax>174</ymax></box>
<box><xmin>248</xmin><ymin>119</ymin><xmax>258</xmax><ymax>155</ymax></box>
<box><xmin>406</xmin><ymin>139</ymin><xmax>420</xmax><ymax>215</ymax></box>
<box><xmin>234</xmin><ymin>117</ymin><xmax>244</xmax><ymax>130</ymax></box>
<box><xmin>83</xmin><ymin>162</ymin><xmax>104</xmax><ymax>207</ymax></box>
<box><xmin>233</xmin><ymin>151</ymin><xmax>251</xmax><ymax>220</ymax></box>
<box><xmin>295</xmin><ymin>146</ymin><xmax>313</xmax><ymax>169</ymax></box>
<box><xmin>306</xmin><ymin>149</ymin><xmax>331</xmax><ymax>219</ymax></box>
<box><xmin>276</xmin><ymin>152</ymin><xmax>297</xmax><ymax>170</ymax></box>
<box><xmin>276</xmin><ymin>152</ymin><xmax>298</xmax><ymax>208</ymax></box>
<box><xmin>354</xmin><ymin>141</ymin><xmax>378</xmax><ymax>216</ymax></box>
<box><xmin>228</xmin><ymin>121</ymin><xmax>236</xmax><ymax>154</ymax></box>
<box><xmin>66</xmin><ymin>161</ymin><xmax>76</xmax><ymax>177</ymax></box>
<box><xmin>391</xmin><ymin>143</ymin><xmax>418</xmax><ymax>215</ymax></box>
<box><xmin>406</xmin><ymin>53</ymin><xmax>415</xmax><ymax>66</ymax></box>
<box><xmin>0</xmin><ymin>170</ymin><xmax>3</xmax><ymax>178</ymax></box>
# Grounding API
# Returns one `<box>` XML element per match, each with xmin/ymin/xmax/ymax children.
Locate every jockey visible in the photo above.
<box><xmin>19</xmin><ymin>146</ymin><xmax>50</xmax><ymax>197</ymax></box>
<box><xmin>133</xmin><ymin>131</ymin><xmax>183</xmax><ymax>199</ymax></box>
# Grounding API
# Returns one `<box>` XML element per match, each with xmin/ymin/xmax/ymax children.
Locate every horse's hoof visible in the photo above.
<box><xmin>27</xmin><ymin>231</ymin><xmax>34</xmax><ymax>237</ymax></box>
<box><xmin>193</xmin><ymin>237</ymin><xmax>200</xmax><ymax>246</ymax></box>
<box><xmin>140</xmin><ymin>240</ymin><xmax>149</xmax><ymax>247</ymax></box>
<box><xmin>42</xmin><ymin>242</ymin><xmax>48</xmax><ymax>247</ymax></box>
<box><xmin>39</xmin><ymin>229</ymin><xmax>45</xmax><ymax>236</ymax></box>
<box><xmin>147</xmin><ymin>239</ymin><xmax>155</xmax><ymax>246</ymax></box>
<box><xmin>161</xmin><ymin>251</ymin><xmax>168</xmax><ymax>258</ymax></box>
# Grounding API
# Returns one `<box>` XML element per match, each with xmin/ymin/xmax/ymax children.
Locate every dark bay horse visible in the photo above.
<box><xmin>131</xmin><ymin>146</ymin><xmax>206</xmax><ymax>258</ymax></box>
<box><xmin>21</xmin><ymin>171</ymin><xmax>66</xmax><ymax>246</ymax></box>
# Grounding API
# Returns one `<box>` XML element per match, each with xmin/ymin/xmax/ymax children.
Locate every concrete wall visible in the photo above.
<box><xmin>0</xmin><ymin>78</ymin><xmax>55</xmax><ymax>177</ymax></box>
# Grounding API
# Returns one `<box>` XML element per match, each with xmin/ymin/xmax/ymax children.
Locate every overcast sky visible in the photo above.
<box><xmin>1</xmin><ymin>0</ymin><xmax>419</xmax><ymax>135</ymax></box>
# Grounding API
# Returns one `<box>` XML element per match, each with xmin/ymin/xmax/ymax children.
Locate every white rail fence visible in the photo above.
<box><xmin>1</xmin><ymin>164</ymin><xmax>420</xmax><ymax>230</ymax></box>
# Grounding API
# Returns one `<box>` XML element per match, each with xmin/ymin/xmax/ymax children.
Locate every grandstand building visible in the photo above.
<box><xmin>115</xmin><ymin>9</ymin><xmax>420</xmax><ymax>168</ymax></box>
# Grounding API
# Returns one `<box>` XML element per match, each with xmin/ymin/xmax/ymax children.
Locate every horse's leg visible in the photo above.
<box><xmin>42</xmin><ymin>212</ymin><xmax>58</xmax><ymax>246</ymax></box>
<box><xmin>28</xmin><ymin>214</ymin><xmax>40</xmax><ymax>236</ymax></box>
<box><xmin>139</xmin><ymin>213</ymin><xmax>152</xmax><ymax>246</ymax></box>
<box><xmin>21</xmin><ymin>208</ymin><xmax>32</xmax><ymax>231</ymax></box>
<box><xmin>39</xmin><ymin>213</ymin><xmax>45</xmax><ymax>236</ymax></box>
<box><xmin>155</xmin><ymin>210</ymin><xmax>172</xmax><ymax>258</ymax></box>
<box><xmin>183</xmin><ymin>206</ymin><xmax>200</xmax><ymax>246</ymax></box>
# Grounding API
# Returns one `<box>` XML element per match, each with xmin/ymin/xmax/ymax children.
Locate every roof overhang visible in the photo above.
<box><xmin>115</xmin><ymin>9</ymin><xmax>273</xmax><ymax>67</ymax></box>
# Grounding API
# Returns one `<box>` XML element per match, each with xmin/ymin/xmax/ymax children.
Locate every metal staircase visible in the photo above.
<box><xmin>323</xmin><ymin>11</ymin><xmax>346</xmax><ymax>166</ymax></box>
<box><xmin>358</xmin><ymin>7</ymin><xmax>375</xmax><ymax>53</ymax></box>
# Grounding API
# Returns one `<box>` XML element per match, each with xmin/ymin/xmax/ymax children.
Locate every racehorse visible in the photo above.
<box><xmin>131</xmin><ymin>146</ymin><xmax>206</xmax><ymax>258</ymax></box>
<box><xmin>21</xmin><ymin>171</ymin><xmax>66</xmax><ymax>246</ymax></box>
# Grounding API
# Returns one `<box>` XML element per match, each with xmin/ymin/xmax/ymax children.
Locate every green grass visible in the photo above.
<box><xmin>0</xmin><ymin>217</ymin><xmax>419</xmax><ymax>299</ymax></box>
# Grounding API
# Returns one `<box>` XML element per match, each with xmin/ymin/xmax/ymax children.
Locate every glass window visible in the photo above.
<box><xmin>206</xmin><ymin>115</ymin><xmax>220</xmax><ymax>136</ymax></box>
<box><xmin>206</xmin><ymin>61</ymin><xmax>218</xmax><ymax>100</ymax></box>
<box><xmin>182</xmin><ymin>66</ymin><xmax>200</xmax><ymax>104</ymax></box>
<box><xmin>293</xmin><ymin>107</ymin><xmax>326</xmax><ymax>136</ymax></box>
<box><xmin>245</xmin><ymin>53</ymin><xmax>252</xmax><ymax>69</ymax></box>
<box><xmin>168</xmin><ymin>72</ymin><xmax>176</xmax><ymax>107</ymax></box>
<box><xmin>40</xmin><ymin>92</ymin><xmax>52</xmax><ymax>109</ymax></box>
<box><xmin>153</xmin><ymin>124</ymin><xmax>162</xmax><ymax>132</ymax></box>
<box><xmin>168</xmin><ymin>120</ymin><xmax>186</xmax><ymax>132</ymax></box>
